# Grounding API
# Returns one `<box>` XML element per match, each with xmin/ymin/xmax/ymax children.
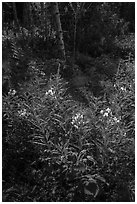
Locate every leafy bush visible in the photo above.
<box><xmin>3</xmin><ymin>55</ymin><xmax>134</xmax><ymax>201</ymax></box>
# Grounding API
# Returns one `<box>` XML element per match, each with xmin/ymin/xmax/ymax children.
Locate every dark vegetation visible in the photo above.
<box><xmin>2</xmin><ymin>2</ymin><xmax>135</xmax><ymax>202</ymax></box>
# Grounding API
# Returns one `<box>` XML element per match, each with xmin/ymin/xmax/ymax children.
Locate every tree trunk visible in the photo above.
<box><xmin>12</xmin><ymin>2</ymin><xmax>19</xmax><ymax>28</ymax></box>
<box><xmin>40</xmin><ymin>2</ymin><xmax>47</xmax><ymax>38</ymax></box>
<box><xmin>40</xmin><ymin>2</ymin><xmax>45</xmax><ymax>26</ymax></box>
<box><xmin>29</xmin><ymin>3</ymin><xmax>33</xmax><ymax>27</ymax></box>
<box><xmin>52</xmin><ymin>2</ymin><xmax>66</xmax><ymax>61</ymax></box>
<box><xmin>23</xmin><ymin>3</ymin><xmax>31</xmax><ymax>29</ymax></box>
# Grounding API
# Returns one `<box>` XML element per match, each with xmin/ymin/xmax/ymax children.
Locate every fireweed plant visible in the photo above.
<box><xmin>2</xmin><ymin>56</ymin><xmax>134</xmax><ymax>201</ymax></box>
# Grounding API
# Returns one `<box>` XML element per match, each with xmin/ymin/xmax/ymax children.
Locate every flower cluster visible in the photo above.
<box><xmin>18</xmin><ymin>108</ymin><xmax>30</xmax><ymax>117</ymax></box>
<box><xmin>71</xmin><ymin>112</ymin><xmax>84</xmax><ymax>129</ymax></box>
<box><xmin>8</xmin><ymin>89</ymin><xmax>16</xmax><ymax>96</ymax></box>
<box><xmin>114</xmin><ymin>84</ymin><xmax>127</xmax><ymax>92</ymax></box>
<box><xmin>100</xmin><ymin>107</ymin><xmax>120</xmax><ymax>124</ymax></box>
<box><xmin>120</xmin><ymin>86</ymin><xmax>126</xmax><ymax>91</ymax></box>
<box><xmin>71</xmin><ymin>110</ymin><xmax>90</xmax><ymax>129</ymax></box>
<box><xmin>100</xmin><ymin>107</ymin><xmax>112</xmax><ymax>117</ymax></box>
<box><xmin>45</xmin><ymin>87</ymin><xmax>56</xmax><ymax>99</ymax></box>
<box><xmin>18</xmin><ymin>108</ymin><xmax>27</xmax><ymax>117</ymax></box>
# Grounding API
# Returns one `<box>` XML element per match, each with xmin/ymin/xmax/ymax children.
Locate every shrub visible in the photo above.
<box><xmin>3</xmin><ymin>54</ymin><xmax>134</xmax><ymax>201</ymax></box>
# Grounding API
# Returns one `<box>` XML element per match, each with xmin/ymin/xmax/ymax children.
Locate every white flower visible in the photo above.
<box><xmin>106</xmin><ymin>108</ymin><xmax>111</xmax><ymax>113</ymax></box>
<box><xmin>71</xmin><ymin>112</ymin><xmax>84</xmax><ymax>129</ymax></box>
<box><xmin>18</xmin><ymin>108</ymin><xmax>27</xmax><ymax>117</ymax></box>
<box><xmin>107</xmin><ymin>116</ymin><xmax>120</xmax><ymax>125</ymax></box>
<box><xmin>113</xmin><ymin>116</ymin><xmax>120</xmax><ymax>123</ymax></box>
<box><xmin>45</xmin><ymin>87</ymin><xmax>56</xmax><ymax>97</ymax></box>
<box><xmin>103</xmin><ymin>112</ymin><xmax>109</xmax><ymax>117</ymax></box>
<box><xmin>100</xmin><ymin>108</ymin><xmax>112</xmax><ymax>117</ymax></box>
<box><xmin>100</xmin><ymin>110</ymin><xmax>104</xmax><ymax>114</ymax></box>
<box><xmin>40</xmin><ymin>71</ymin><xmax>45</xmax><ymax>76</ymax></box>
<box><xmin>120</xmin><ymin>87</ymin><xmax>126</xmax><ymax>91</ymax></box>
<box><xmin>8</xmin><ymin>89</ymin><xmax>16</xmax><ymax>96</ymax></box>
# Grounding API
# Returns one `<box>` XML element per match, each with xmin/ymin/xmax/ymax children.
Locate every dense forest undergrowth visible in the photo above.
<box><xmin>2</xmin><ymin>2</ymin><xmax>135</xmax><ymax>202</ymax></box>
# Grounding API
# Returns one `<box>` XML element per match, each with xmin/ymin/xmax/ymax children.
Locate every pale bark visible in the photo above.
<box><xmin>12</xmin><ymin>3</ymin><xmax>19</xmax><ymax>28</ymax></box>
<box><xmin>40</xmin><ymin>2</ymin><xmax>45</xmax><ymax>25</ymax></box>
<box><xmin>52</xmin><ymin>3</ymin><xmax>66</xmax><ymax>61</ymax></box>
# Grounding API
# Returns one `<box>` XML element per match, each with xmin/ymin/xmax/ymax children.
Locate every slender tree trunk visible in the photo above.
<box><xmin>40</xmin><ymin>2</ymin><xmax>48</xmax><ymax>39</ymax></box>
<box><xmin>23</xmin><ymin>3</ymin><xmax>30</xmax><ymax>29</ymax></box>
<box><xmin>52</xmin><ymin>2</ymin><xmax>66</xmax><ymax>61</ymax></box>
<box><xmin>44</xmin><ymin>3</ymin><xmax>50</xmax><ymax>39</ymax></box>
<box><xmin>40</xmin><ymin>2</ymin><xmax>45</xmax><ymax>26</ymax></box>
<box><xmin>12</xmin><ymin>3</ymin><xmax>19</xmax><ymax>28</ymax></box>
<box><xmin>29</xmin><ymin>3</ymin><xmax>33</xmax><ymax>27</ymax></box>
<box><xmin>69</xmin><ymin>2</ymin><xmax>82</xmax><ymax>62</ymax></box>
<box><xmin>73</xmin><ymin>14</ymin><xmax>77</xmax><ymax>61</ymax></box>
